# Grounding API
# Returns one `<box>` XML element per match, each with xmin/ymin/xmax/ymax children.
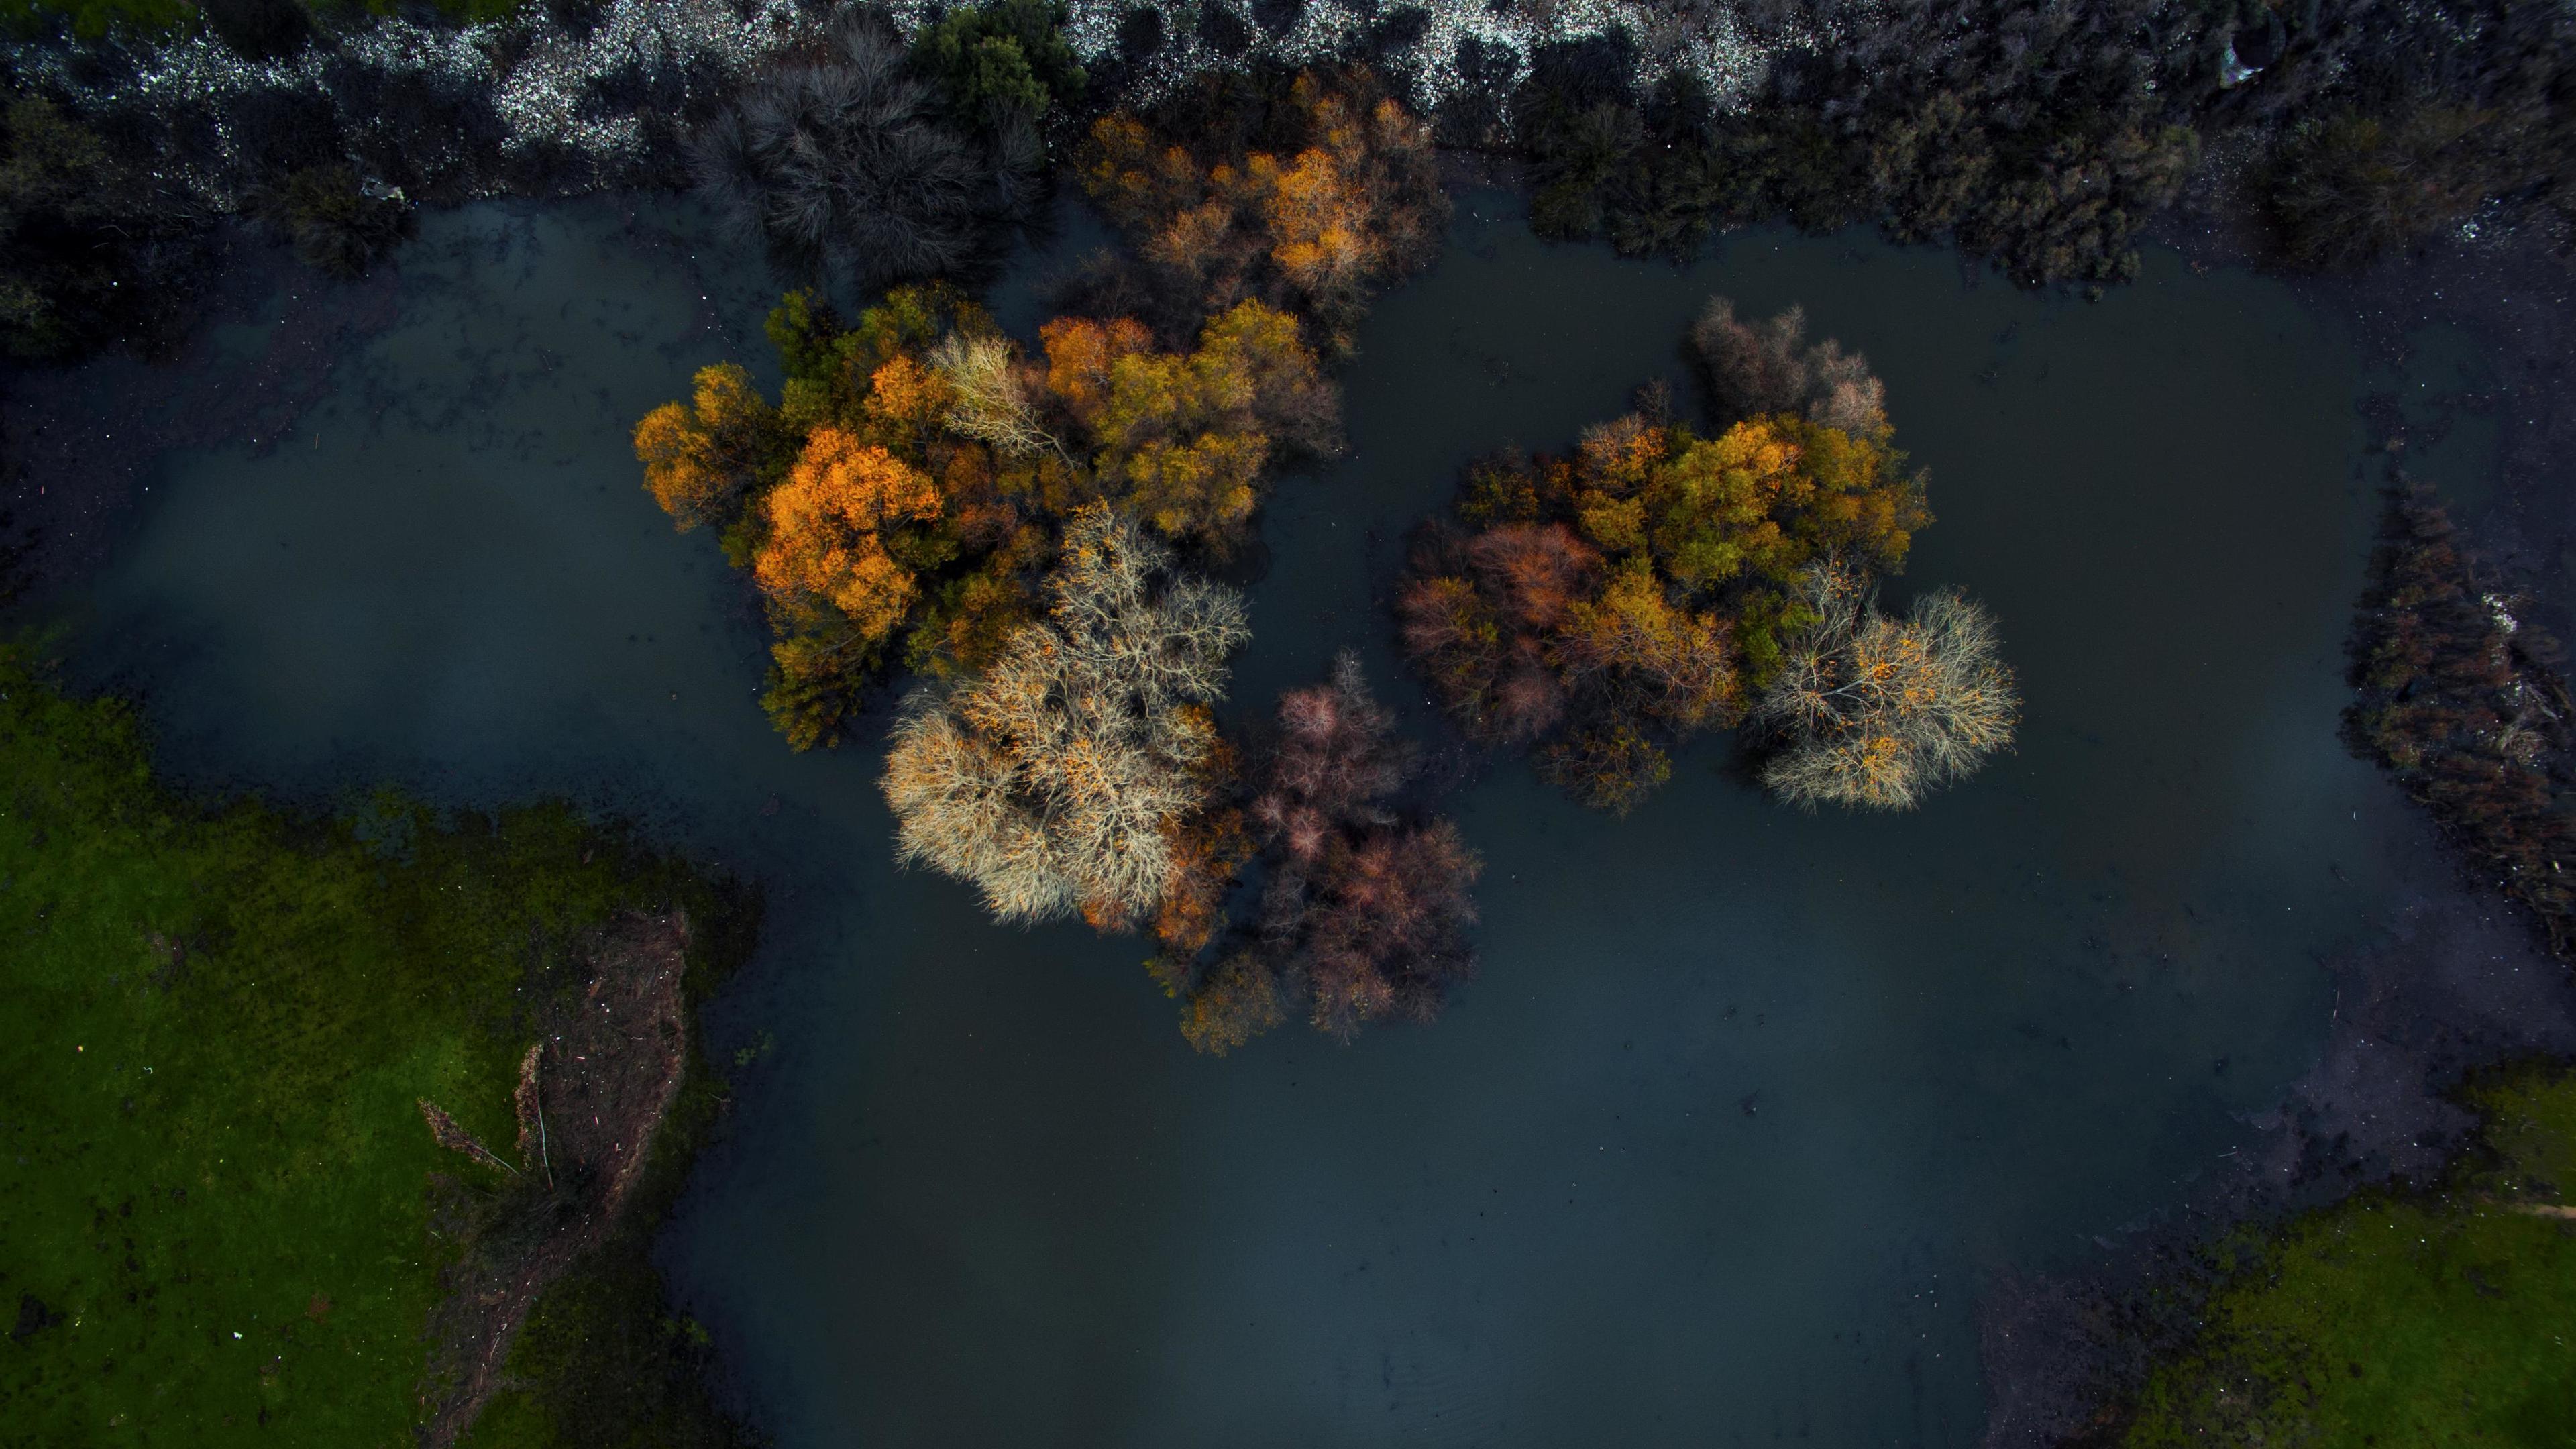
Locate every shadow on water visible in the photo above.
<box><xmin>49</xmin><ymin>186</ymin><xmax>2466</xmax><ymax>1446</ymax></box>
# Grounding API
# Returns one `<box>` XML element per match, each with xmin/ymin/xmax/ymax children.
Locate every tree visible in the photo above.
<box><xmin>915</xmin><ymin>0</ymin><xmax>1087</xmax><ymax>133</ymax></box>
<box><xmin>752</xmin><ymin>427</ymin><xmax>943</xmax><ymax>644</ymax></box>
<box><xmin>633</xmin><ymin>363</ymin><xmax>782</xmax><ymax>532</ymax></box>
<box><xmin>880</xmin><ymin>504</ymin><xmax>1250</xmax><ymax>928</ymax></box>
<box><xmin>1241</xmin><ymin>653</ymin><xmax>1481</xmax><ymax>1042</ymax></box>
<box><xmin>1079</xmin><ymin>68</ymin><xmax>1447</xmax><ymax>352</ymax></box>
<box><xmin>930</xmin><ymin>331</ymin><xmax>1061</xmax><ymax>459</ymax></box>
<box><xmin>1066</xmin><ymin>299</ymin><xmax>1339</xmax><ymax>552</ymax></box>
<box><xmin>1686</xmin><ymin>297</ymin><xmax>1889</xmax><ymax>438</ymax></box>
<box><xmin>1752</xmin><ymin>560</ymin><xmax>2019</xmax><ymax>810</ymax></box>
<box><xmin>686</xmin><ymin>11</ymin><xmax>1038</xmax><ymax>290</ymax></box>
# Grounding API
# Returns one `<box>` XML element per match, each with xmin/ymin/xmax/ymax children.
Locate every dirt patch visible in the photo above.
<box><xmin>413</xmin><ymin>908</ymin><xmax>694</xmax><ymax>1449</ymax></box>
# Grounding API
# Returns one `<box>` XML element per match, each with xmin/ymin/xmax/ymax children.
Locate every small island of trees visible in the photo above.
<box><xmin>1397</xmin><ymin>297</ymin><xmax>2019</xmax><ymax>813</ymax></box>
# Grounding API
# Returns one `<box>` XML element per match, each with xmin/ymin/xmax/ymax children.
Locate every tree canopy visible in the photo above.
<box><xmin>879</xmin><ymin>504</ymin><xmax>1249</xmax><ymax>930</ymax></box>
<box><xmin>1078</xmin><ymin>68</ymin><xmax>1447</xmax><ymax>355</ymax></box>
<box><xmin>634</xmin><ymin>285</ymin><xmax>1332</xmax><ymax>750</ymax></box>
<box><xmin>1395</xmin><ymin>297</ymin><xmax>2015</xmax><ymax>814</ymax></box>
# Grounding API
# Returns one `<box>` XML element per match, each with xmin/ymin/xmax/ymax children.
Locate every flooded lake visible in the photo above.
<box><xmin>54</xmin><ymin>187</ymin><xmax>2454</xmax><ymax>1445</ymax></box>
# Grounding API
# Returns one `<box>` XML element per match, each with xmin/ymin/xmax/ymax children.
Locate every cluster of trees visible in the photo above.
<box><xmin>2345</xmin><ymin>484</ymin><xmax>2576</xmax><ymax>952</ymax></box>
<box><xmin>1397</xmin><ymin>296</ymin><xmax>2014</xmax><ymax>812</ymax></box>
<box><xmin>1173</xmin><ymin>652</ymin><xmax>1481</xmax><ymax>1053</ymax></box>
<box><xmin>1497</xmin><ymin>0</ymin><xmax>2576</xmax><ymax>281</ymax></box>
<box><xmin>639</xmin><ymin>62</ymin><xmax>1481</xmax><ymax>1051</ymax></box>
<box><xmin>1077</xmin><ymin>66</ymin><xmax>1447</xmax><ymax>354</ymax></box>
<box><xmin>633</xmin><ymin>282</ymin><xmax>1334</xmax><ymax>748</ymax></box>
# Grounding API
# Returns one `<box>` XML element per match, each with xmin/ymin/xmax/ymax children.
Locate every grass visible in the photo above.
<box><xmin>0</xmin><ymin>639</ymin><xmax>751</xmax><ymax>1447</ymax></box>
<box><xmin>2120</xmin><ymin>1067</ymin><xmax>2576</xmax><ymax>1448</ymax></box>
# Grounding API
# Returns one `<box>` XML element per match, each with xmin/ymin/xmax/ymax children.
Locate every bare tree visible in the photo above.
<box><xmin>1687</xmin><ymin>296</ymin><xmax>1890</xmax><ymax>439</ymax></box>
<box><xmin>1754</xmin><ymin>559</ymin><xmax>2019</xmax><ymax>810</ymax></box>
<box><xmin>686</xmin><ymin>11</ymin><xmax>1039</xmax><ymax>290</ymax></box>
<box><xmin>881</xmin><ymin>504</ymin><xmax>1250</xmax><ymax>926</ymax></box>
<box><xmin>930</xmin><ymin>331</ymin><xmax>1063</xmax><ymax>460</ymax></box>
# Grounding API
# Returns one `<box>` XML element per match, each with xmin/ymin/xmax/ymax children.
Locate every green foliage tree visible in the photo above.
<box><xmin>915</xmin><ymin>0</ymin><xmax>1087</xmax><ymax>133</ymax></box>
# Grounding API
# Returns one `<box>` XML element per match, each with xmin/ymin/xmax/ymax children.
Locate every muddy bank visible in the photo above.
<box><xmin>417</xmin><ymin>907</ymin><xmax>702</xmax><ymax>1447</ymax></box>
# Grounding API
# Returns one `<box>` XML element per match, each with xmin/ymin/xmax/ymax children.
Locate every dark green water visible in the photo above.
<box><xmin>62</xmin><ymin>190</ymin><xmax>2440</xmax><ymax>1445</ymax></box>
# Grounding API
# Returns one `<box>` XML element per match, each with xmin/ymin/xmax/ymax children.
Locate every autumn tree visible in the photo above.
<box><xmin>1079</xmin><ymin>68</ymin><xmax>1447</xmax><ymax>354</ymax></box>
<box><xmin>1397</xmin><ymin>305</ymin><xmax>1950</xmax><ymax>813</ymax></box>
<box><xmin>1688</xmin><ymin>297</ymin><xmax>1889</xmax><ymax>439</ymax></box>
<box><xmin>1752</xmin><ymin>560</ymin><xmax>2019</xmax><ymax>811</ymax></box>
<box><xmin>633</xmin><ymin>362</ymin><xmax>784</xmax><ymax>533</ymax></box>
<box><xmin>880</xmin><ymin>504</ymin><xmax>1250</xmax><ymax>928</ymax></box>
<box><xmin>1042</xmin><ymin>299</ymin><xmax>1338</xmax><ymax>553</ymax></box>
<box><xmin>1210</xmin><ymin>653</ymin><xmax>1481</xmax><ymax>1045</ymax></box>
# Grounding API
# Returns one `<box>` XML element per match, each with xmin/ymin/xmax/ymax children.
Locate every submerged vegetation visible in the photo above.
<box><xmin>0</xmin><ymin>642</ymin><xmax>754</xmax><ymax>1446</ymax></box>
<box><xmin>1397</xmin><ymin>295</ymin><xmax>2012</xmax><ymax>814</ymax></box>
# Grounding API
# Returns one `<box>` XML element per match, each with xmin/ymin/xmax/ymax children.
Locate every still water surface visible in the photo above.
<box><xmin>62</xmin><ymin>191</ymin><xmax>2444</xmax><ymax>1445</ymax></box>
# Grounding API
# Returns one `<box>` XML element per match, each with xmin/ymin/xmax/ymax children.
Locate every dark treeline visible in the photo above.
<box><xmin>1490</xmin><ymin>0</ymin><xmax>2576</xmax><ymax>285</ymax></box>
<box><xmin>2346</xmin><ymin>481</ymin><xmax>2576</xmax><ymax>955</ymax></box>
<box><xmin>12</xmin><ymin>0</ymin><xmax>2576</xmax><ymax>361</ymax></box>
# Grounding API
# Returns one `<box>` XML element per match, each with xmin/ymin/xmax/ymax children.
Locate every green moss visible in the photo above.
<box><xmin>2119</xmin><ymin>1066</ymin><xmax>2576</xmax><ymax>1447</ymax></box>
<box><xmin>0</xmin><ymin>640</ymin><xmax>749</xmax><ymax>1446</ymax></box>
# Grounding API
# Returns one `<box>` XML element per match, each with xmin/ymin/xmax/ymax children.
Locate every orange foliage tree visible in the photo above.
<box><xmin>1079</xmin><ymin>68</ymin><xmax>1446</xmax><ymax>354</ymax></box>
<box><xmin>635</xmin><ymin>283</ymin><xmax>1338</xmax><ymax>748</ymax></box>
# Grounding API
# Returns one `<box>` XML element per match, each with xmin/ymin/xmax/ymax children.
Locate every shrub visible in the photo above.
<box><xmin>2344</xmin><ymin>483</ymin><xmax>2576</xmax><ymax>952</ymax></box>
<box><xmin>247</xmin><ymin>164</ymin><xmax>415</xmax><ymax>278</ymax></box>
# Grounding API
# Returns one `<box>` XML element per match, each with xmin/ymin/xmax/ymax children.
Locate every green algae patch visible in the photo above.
<box><xmin>2121</xmin><ymin>1068</ymin><xmax>2576</xmax><ymax>1447</ymax></box>
<box><xmin>0</xmin><ymin>641</ymin><xmax>749</xmax><ymax>1446</ymax></box>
